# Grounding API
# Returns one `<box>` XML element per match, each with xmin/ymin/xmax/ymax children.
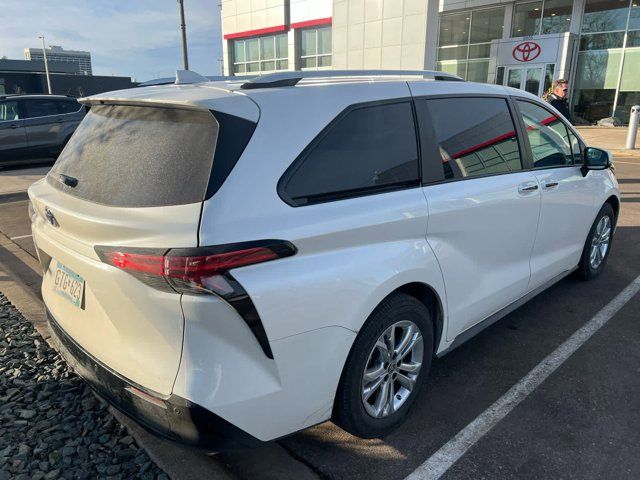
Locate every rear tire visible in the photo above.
<box><xmin>577</xmin><ymin>203</ymin><xmax>615</xmax><ymax>280</ymax></box>
<box><xmin>333</xmin><ymin>293</ymin><xmax>433</xmax><ymax>438</ymax></box>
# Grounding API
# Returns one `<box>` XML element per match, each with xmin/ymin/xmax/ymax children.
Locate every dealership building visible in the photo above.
<box><xmin>221</xmin><ymin>0</ymin><xmax>638</xmax><ymax>122</ymax></box>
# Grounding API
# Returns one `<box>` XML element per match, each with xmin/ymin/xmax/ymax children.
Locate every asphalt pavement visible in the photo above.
<box><xmin>0</xmin><ymin>147</ymin><xmax>638</xmax><ymax>479</ymax></box>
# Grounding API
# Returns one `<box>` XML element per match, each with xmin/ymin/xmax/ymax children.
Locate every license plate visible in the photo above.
<box><xmin>53</xmin><ymin>261</ymin><xmax>84</xmax><ymax>309</ymax></box>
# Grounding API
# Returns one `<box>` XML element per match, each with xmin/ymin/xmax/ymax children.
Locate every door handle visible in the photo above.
<box><xmin>56</xmin><ymin>119</ymin><xmax>64</xmax><ymax>123</ymax></box>
<box><xmin>9</xmin><ymin>124</ymin><xmax>19</xmax><ymax>129</ymax></box>
<box><xmin>518</xmin><ymin>182</ymin><xmax>539</xmax><ymax>194</ymax></box>
<box><xmin>544</xmin><ymin>180</ymin><xmax>559</xmax><ymax>189</ymax></box>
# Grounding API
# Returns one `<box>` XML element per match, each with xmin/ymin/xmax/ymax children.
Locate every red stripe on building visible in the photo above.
<box><xmin>452</xmin><ymin>131</ymin><xmax>516</xmax><ymax>159</ymax></box>
<box><xmin>223</xmin><ymin>25</ymin><xmax>288</xmax><ymax>40</ymax></box>
<box><xmin>290</xmin><ymin>17</ymin><xmax>332</xmax><ymax>29</ymax></box>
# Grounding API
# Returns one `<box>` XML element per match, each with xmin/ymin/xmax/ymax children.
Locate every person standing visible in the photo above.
<box><xmin>544</xmin><ymin>79</ymin><xmax>571</xmax><ymax>123</ymax></box>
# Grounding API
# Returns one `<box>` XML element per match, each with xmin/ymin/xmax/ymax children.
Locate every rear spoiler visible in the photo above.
<box><xmin>76</xmin><ymin>96</ymin><xmax>211</xmax><ymax>112</ymax></box>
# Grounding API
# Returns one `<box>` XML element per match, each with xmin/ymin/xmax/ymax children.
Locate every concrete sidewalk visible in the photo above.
<box><xmin>577</xmin><ymin>126</ymin><xmax>639</xmax><ymax>157</ymax></box>
<box><xmin>0</xmin><ymin>165</ymin><xmax>50</xmax><ymax>199</ymax></box>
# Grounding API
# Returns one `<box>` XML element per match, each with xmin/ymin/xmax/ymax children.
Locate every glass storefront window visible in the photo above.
<box><xmin>512</xmin><ymin>0</ymin><xmax>572</xmax><ymax>36</ymax></box>
<box><xmin>580</xmin><ymin>32</ymin><xmax>626</xmax><ymax>49</ymax></box>
<box><xmin>573</xmin><ymin>50</ymin><xmax>622</xmax><ymax>122</ymax></box>
<box><xmin>628</xmin><ymin>30</ymin><xmax>640</xmax><ymax>46</ymax></box>
<box><xmin>438</xmin><ymin>7</ymin><xmax>504</xmax><ymax>82</ymax></box>
<box><xmin>438</xmin><ymin>45</ymin><xmax>469</xmax><ymax>61</ymax></box>
<box><xmin>232</xmin><ymin>33</ymin><xmax>288</xmax><ymax>75</ymax></box>
<box><xmin>299</xmin><ymin>26</ymin><xmax>332</xmax><ymax>69</ymax></box>
<box><xmin>467</xmin><ymin>60</ymin><xmax>490</xmax><ymax>82</ymax></box>
<box><xmin>615</xmin><ymin>48</ymin><xmax>640</xmax><ymax>120</ymax></box>
<box><xmin>630</xmin><ymin>2</ymin><xmax>640</xmax><ymax>29</ymax></box>
<box><xmin>582</xmin><ymin>0</ymin><xmax>631</xmax><ymax>33</ymax></box>
<box><xmin>468</xmin><ymin>43</ymin><xmax>492</xmax><ymax>58</ymax></box>
<box><xmin>541</xmin><ymin>0</ymin><xmax>574</xmax><ymax>33</ymax></box>
<box><xmin>439</xmin><ymin>13</ymin><xmax>471</xmax><ymax>46</ymax></box>
<box><xmin>437</xmin><ymin>61</ymin><xmax>467</xmax><ymax>78</ymax></box>
<box><xmin>469</xmin><ymin>8</ymin><xmax>504</xmax><ymax>42</ymax></box>
<box><xmin>574</xmin><ymin>0</ymin><xmax>640</xmax><ymax>123</ymax></box>
<box><xmin>512</xmin><ymin>2</ymin><xmax>543</xmax><ymax>36</ymax></box>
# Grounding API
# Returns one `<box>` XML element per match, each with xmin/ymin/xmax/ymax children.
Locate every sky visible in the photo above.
<box><xmin>0</xmin><ymin>0</ymin><xmax>222</xmax><ymax>82</ymax></box>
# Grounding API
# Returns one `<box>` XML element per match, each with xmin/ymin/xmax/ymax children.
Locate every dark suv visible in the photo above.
<box><xmin>0</xmin><ymin>94</ymin><xmax>86</xmax><ymax>167</ymax></box>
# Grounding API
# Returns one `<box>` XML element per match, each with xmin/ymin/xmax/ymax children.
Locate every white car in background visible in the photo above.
<box><xmin>28</xmin><ymin>70</ymin><xmax>619</xmax><ymax>450</ymax></box>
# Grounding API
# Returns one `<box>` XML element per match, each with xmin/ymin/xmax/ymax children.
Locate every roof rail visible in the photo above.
<box><xmin>139</xmin><ymin>74</ymin><xmax>255</xmax><ymax>87</ymax></box>
<box><xmin>240</xmin><ymin>70</ymin><xmax>464</xmax><ymax>89</ymax></box>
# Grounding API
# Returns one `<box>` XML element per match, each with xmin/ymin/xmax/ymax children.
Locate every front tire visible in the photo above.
<box><xmin>578</xmin><ymin>203</ymin><xmax>615</xmax><ymax>280</ymax></box>
<box><xmin>333</xmin><ymin>293</ymin><xmax>433</xmax><ymax>438</ymax></box>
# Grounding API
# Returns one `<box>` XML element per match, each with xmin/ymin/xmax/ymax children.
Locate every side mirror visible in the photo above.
<box><xmin>581</xmin><ymin>147</ymin><xmax>611</xmax><ymax>177</ymax></box>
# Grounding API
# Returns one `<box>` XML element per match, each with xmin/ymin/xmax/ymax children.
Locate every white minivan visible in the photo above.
<box><xmin>28</xmin><ymin>71</ymin><xmax>619</xmax><ymax>451</ymax></box>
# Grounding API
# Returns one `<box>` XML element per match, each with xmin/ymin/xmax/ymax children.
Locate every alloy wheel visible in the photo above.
<box><xmin>361</xmin><ymin>320</ymin><xmax>424</xmax><ymax>418</ymax></box>
<box><xmin>589</xmin><ymin>215</ymin><xmax>611</xmax><ymax>269</ymax></box>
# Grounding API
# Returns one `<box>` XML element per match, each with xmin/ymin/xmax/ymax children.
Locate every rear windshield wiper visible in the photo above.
<box><xmin>53</xmin><ymin>173</ymin><xmax>79</xmax><ymax>188</ymax></box>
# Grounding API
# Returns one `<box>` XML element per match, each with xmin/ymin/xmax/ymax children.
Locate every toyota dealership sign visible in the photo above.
<box><xmin>496</xmin><ymin>35</ymin><xmax>569</xmax><ymax>66</ymax></box>
<box><xmin>512</xmin><ymin>41</ymin><xmax>541</xmax><ymax>62</ymax></box>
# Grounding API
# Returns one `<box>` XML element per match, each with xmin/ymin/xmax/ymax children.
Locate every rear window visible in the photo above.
<box><xmin>48</xmin><ymin>105</ymin><xmax>218</xmax><ymax>207</ymax></box>
<box><xmin>57</xmin><ymin>99</ymin><xmax>81</xmax><ymax>114</ymax></box>
<box><xmin>279</xmin><ymin>102</ymin><xmax>420</xmax><ymax>206</ymax></box>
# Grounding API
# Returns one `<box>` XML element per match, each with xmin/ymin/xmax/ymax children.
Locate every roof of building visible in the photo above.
<box><xmin>0</xmin><ymin>58</ymin><xmax>78</xmax><ymax>74</ymax></box>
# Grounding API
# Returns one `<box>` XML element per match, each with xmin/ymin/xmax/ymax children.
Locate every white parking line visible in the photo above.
<box><xmin>10</xmin><ymin>234</ymin><xmax>32</xmax><ymax>240</ymax></box>
<box><xmin>405</xmin><ymin>274</ymin><xmax>640</xmax><ymax>480</ymax></box>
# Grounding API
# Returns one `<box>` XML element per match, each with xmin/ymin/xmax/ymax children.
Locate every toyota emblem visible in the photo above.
<box><xmin>44</xmin><ymin>207</ymin><xmax>59</xmax><ymax>228</ymax></box>
<box><xmin>512</xmin><ymin>41</ymin><xmax>541</xmax><ymax>62</ymax></box>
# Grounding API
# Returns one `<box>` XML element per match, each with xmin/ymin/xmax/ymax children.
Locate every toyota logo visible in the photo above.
<box><xmin>512</xmin><ymin>42</ymin><xmax>541</xmax><ymax>62</ymax></box>
<box><xmin>44</xmin><ymin>207</ymin><xmax>59</xmax><ymax>228</ymax></box>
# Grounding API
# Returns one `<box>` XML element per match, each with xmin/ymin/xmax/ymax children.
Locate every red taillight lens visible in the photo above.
<box><xmin>165</xmin><ymin>247</ymin><xmax>278</xmax><ymax>280</ymax></box>
<box><xmin>104</xmin><ymin>251</ymin><xmax>166</xmax><ymax>276</ymax></box>
<box><xmin>95</xmin><ymin>241</ymin><xmax>296</xmax><ymax>297</ymax></box>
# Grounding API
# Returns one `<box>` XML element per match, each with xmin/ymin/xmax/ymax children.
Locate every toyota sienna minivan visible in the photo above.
<box><xmin>28</xmin><ymin>70</ymin><xmax>619</xmax><ymax>451</ymax></box>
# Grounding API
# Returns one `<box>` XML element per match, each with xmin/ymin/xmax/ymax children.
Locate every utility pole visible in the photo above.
<box><xmin>39</xmin><ymin>35</ymin><xmax>52</xmax><ymax>94</ymax></box>
<box><xmin>177</xmin><ymin>0</ymin><xmax>189</xmax><ymax>70</ymax></box>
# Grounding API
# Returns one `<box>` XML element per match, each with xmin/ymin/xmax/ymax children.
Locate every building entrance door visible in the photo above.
<box><xmin>505</xmin><ymin>66</ymin><xmax>545</xmax><ymax>96</ymax></box>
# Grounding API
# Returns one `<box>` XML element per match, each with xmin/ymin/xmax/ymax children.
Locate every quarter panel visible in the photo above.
<box><xmin>230</xmin><ymin>188</ymin><xmax>446</xmax><ymax>341</ymax></box>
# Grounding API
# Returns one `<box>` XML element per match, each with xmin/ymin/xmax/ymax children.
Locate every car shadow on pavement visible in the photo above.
<box><xmin>274</xmin><ymin>225</ymin><xmax>640</xmax><ymax>480</ymax></box>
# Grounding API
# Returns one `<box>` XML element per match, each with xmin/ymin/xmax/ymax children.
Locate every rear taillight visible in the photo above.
<box><xmin>95</xmin><ymin>240</ymin><xmax>295</xmax><ymax>360</ymax></box>
<box><xmin>95</xmin><ymin>240</ymin><xmax>296</xmax><ymax>298</ymax></box>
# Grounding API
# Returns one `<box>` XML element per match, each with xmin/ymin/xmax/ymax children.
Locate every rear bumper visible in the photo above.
<box><xmin>46</xmin><ymin>309</ymin><xmax>264</xmax><ymax>452</ymax></box>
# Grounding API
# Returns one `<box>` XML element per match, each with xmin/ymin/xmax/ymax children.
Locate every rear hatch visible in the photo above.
<box><xmin>28</xmin><ymin>85</ymin><xmax>258</xmax><ymax>395</ymax></box>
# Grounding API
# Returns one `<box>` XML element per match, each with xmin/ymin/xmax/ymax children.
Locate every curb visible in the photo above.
<box><xmin>0</xmin><ymin>191</ymin><xmax>29</xmax><ymax>204</ymax></box>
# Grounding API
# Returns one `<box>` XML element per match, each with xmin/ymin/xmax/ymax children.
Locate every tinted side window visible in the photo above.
<box><xmin>24</xmin><ymin>99</ymin><xmax>59</xmax><ymax>118</ymax></box>
<box><xmin>0</xmin><ymin>101</ymin><xmax>20</xmax><ymax>121</ymax></box>
<box><xmin>281</xmin><ymin>102</ymin><xmax>419</xmax><ymax>205</ymax></box>
<box><xmin>516</xmin><ymin>100</ymin><xmax>573</xmax><ymax>168</ymax></box>
<box><xmin>57</xmin><ymin>100</ymin><xmax>81</xmax><ymax>114</ymax></box>
<box><xmin>424</xmin><ymin>97</ymin><xmax>522</xmax><ymax>180</ymax></box>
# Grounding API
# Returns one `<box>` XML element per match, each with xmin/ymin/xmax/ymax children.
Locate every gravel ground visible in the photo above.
<box><xmin>0</xmin><ymin>293</ymin><xmax>169</xmax><ymax>480</ymax></box>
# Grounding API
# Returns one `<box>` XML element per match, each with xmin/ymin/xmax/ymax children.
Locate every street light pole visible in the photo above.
<box><xmin>39</xmin><ymin>35</ymin><xmax>52</xmax><ymax>94</ymax></box>
<box><xmin>177</xmin><ymin>0</ymin><xmax>189</xmax><ymax>70</ymax></box>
